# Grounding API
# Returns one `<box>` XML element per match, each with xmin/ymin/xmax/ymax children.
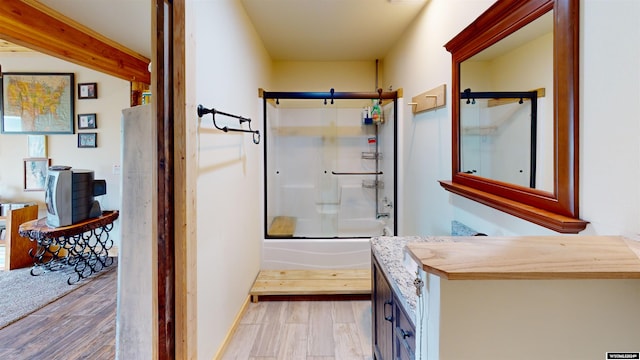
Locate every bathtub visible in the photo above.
<box><xmin>262</xmin><ymin>218</ymin><xmax>392</xmax><ymax>270</ymax></box>
<box><xmin>292</xmin><ymin>217</ymin><xmax>387</xmax><ymax>238</ymax></box>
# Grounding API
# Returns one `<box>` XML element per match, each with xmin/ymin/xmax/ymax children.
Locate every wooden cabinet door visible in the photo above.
<box><xmin>396</xmin><ymin>340</ymin><xmax>413</xmax><ymax>360</ymax></box>
<box><xmin>372</xmin><ymin>256</ymin><xmax>394</xmax><ymax>360</ymax></box>
<box><xmin>394</xmin><ymin>296</ymin><xmax>416</xmax><ymax>360</ymax></box>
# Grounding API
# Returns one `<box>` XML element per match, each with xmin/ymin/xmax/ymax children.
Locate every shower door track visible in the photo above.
<box><xmin>262</xmin><ymin>89</ymin><xmax>398</xmax><ymax>101</ymax></box>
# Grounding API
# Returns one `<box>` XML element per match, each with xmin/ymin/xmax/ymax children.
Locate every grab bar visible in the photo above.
<box><xmin>331</xmin><ymin>171</ymin><xmax>383</xmax><ymax>176</ymax></box>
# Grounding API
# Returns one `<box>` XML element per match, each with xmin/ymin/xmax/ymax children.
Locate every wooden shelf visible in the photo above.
<box><xmin>409</xmin><ymin>84</ymin><xmax>446</xmax><ymax>113</ymax></box>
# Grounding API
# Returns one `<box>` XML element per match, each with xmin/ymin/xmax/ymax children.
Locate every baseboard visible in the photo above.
<box><xmin>212</xmin><ymin>295</ymin><xmax>251</xmax><ymax>360</ymax></box>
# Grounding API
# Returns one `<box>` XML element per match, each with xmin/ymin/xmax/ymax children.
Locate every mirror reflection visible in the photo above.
<box><xmin>459</xmin><ymin>10</ymin><xmax>553</xmax><ymax>192</ymax></box>
<box><xmin>460</xmin><ymin>89</ymin><xmax>538</xmax><ymax>188</ymax></box>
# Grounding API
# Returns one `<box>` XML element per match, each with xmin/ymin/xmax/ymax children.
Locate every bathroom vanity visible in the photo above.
<box><xmin>372</xmin><ymin>236</ymin><xmax>445</xmax><ymax>360</ymax></box>
<box><xmin>371</xmin><ymin>236</ymin><xmax>640</xmax><ymax>360</ymax></box>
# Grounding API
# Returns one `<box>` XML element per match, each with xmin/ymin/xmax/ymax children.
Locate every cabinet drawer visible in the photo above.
<box><xmin>394</xmin><ymin>300</ymin><xmax>416</xmax><ymax>358</ymax></box>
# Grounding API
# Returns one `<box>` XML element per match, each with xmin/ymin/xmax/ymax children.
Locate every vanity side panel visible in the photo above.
<box><xmin>421</xmin><ymin>273</ymin><xmax>440</xmax><ymax>360</ymax></box>
<box><xmin>438</xmin><ymin>279</ymin><xmax>640</xmax><ymax>360</ymax></box>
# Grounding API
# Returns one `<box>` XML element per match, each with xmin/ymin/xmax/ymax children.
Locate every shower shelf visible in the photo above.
<box><xmin>362</xmin><ymin>180</ymin><xmax>384</xmax><ymax>189</ymax></box>
<box><xmin>361</xmin><ymin>152</ymin><xmax>382</xmax><ymax>160</ymax></box>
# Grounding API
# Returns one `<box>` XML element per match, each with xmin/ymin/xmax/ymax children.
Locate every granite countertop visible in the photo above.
<box><xmin>371</xmin><ymin>236</ymin><xmax>453</xmax><ymax>320</ymax></box>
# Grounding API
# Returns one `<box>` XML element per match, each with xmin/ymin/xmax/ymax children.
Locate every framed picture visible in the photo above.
<box><xmin>78</xmin><ymin>132</ymin><xmax>97</xmax><ymax>148</ymax></box>
<box><xmin>77</xmin><ymin>113</ymin><xmax>97</xmax><ymax>129</ymax></box>
<box><xmin>24</xmin><ymin>158</ymin><xmax>51</xmax><ymax>191</ymax></box>
<box><xmin>27</xmin><ymin>135</ymin><xmax>47</xmax><ymax>157</ymax></box>
<box><xmin>78</xmin><ymin>82</ymin><xmax>97</xmax><ymax>99</ymax></box>
<box><xmin>1</xmin><ymin>72</ymin><xmax>74</xmax><ymax>134</ymax></box>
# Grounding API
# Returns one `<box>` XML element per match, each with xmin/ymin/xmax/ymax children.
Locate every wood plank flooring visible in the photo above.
<box><xmin>0</xmin><ymin>266</ymin><xmax>117</xmax><ymax>360</ymax></box>
<box><xmin>0</xmin><ymin>266</ymin><xmax>374</xmax><ymax>359</ymax></box>
<box><xmin>221</xmin><ymin>299</ymin><xmax>373</xmax><ymax>359</ymax></box>
<box><xmin>250</xmin><ymin>269</ymin><xmax>372</xmax><ymax>302</ymax></box>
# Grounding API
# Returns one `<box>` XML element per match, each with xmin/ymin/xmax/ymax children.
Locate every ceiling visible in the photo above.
<box><xmin>2</xmin><ymin>0</ymin><xmax>428</xmax><ymax>62</ymax></box>
<box><xmin>240</xmin><ymin>0</ymin><xmax>429</xmax><ymax>61</ymax></box>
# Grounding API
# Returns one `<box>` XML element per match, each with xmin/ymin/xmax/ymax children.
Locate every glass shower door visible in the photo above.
<box><xmin>314</xmin><ymin>104</ymin><xmax>340</xmax><ymax>237</ymax></box>
<box><xmin>265</xmin><ymin>96</ymin><xmax>395</xmax><ymax>239</ymax></box>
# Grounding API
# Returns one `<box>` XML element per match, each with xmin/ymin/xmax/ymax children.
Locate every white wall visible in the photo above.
<box><xmin>186</xmin><ymin>0</ymin><xmax>271</xmax><ymax>358</ymax></box>
<box><xmin>383</xmin><ymin>0</ymin><xmax>496</xmax><ymax>236</ymax></box>
<box><xmin>0</xmin><ymin>52</ymin><xmax>129</xmax><ymax>244</ymax></box>
<box><xmin>579</xmin><ymin>0</ymin><xmax>640</xmax><ymax>235</ymax></box>
<box><xmin>271</xmin><ymin>60</ymin><xmax>378</xmax><ymax>92</ymax></box>
<box><xmin>384</xmin><ymin>0</ymin><xmax>640</xmax><ymax>237</ymax></box>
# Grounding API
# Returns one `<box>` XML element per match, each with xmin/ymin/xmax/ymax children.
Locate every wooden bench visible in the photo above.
<box><xmin>267</xmin><ymin>216</ymin><xmax>296</xmax><ymax>237</ymax></box>
<box><xmin>249</xmin><ymin>269</ymin><xmax>371</xmax><ymax>302</ymax></box>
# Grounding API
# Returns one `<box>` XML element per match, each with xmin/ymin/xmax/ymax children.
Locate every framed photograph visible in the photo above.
<box><xmin>27</xmin><ymin>135</ymin><xmax>47</xmax><ymax>157</ymax></box>
<box><xmin>24</xmin><ymin>158</ymin><xmax>51</xmax><ymax>191</ymax></box>
<box><xmin>78</xmin><ymin>132</ymin><xmax>97</xmax><ymax>148</ymax></box>
<box><xmin>1</xmin><ymin>72</ymin><xmax>74</xmax><ymax>134</ymax></box>
<box><xmin>78</xmin><ymin>82</ymin><xmax>97</xmax><ymax>99</ymax></box>
<box><xmin>77</xmin><ymin>113</ymin><xmax>97</xmax><ymax>129</ymax></box>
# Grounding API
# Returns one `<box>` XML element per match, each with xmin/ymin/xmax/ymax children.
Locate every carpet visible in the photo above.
<box><xmin>0</xmin><ymin>259</ymin><xmax>117</xmax><ymax>329</ymax></box>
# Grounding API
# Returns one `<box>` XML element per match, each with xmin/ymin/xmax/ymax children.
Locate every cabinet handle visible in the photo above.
<box><xmin>384</xmin><ymin>300</ymin><xmax>393</xmax><ymax>322</ymax></box>
<box><xmin>400</xmin><ymin>328</ymin><xmax>412</xmax><ymax>339</ymax></box>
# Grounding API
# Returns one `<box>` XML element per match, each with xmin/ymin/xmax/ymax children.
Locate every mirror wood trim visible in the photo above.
<box><xmin>441</xmin><ymin>0</ymin><xmax>587</xmax><ymax>233</ymax></box>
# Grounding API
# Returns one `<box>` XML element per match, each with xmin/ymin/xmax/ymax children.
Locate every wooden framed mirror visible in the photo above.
<box><xmin>440</xmin><ymin>0</ymin><xmax>587</xmax><ymax>233</ymax></box>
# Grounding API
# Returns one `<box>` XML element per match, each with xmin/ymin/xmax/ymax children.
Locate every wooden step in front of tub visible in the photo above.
<box><xmin>250</xmin><ymin>269</ymin><xmax>371</xmax><ymax>302</ymax></box>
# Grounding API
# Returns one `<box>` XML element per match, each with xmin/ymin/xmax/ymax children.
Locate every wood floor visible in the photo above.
<box><xmin>0</xmin><ymin>266</ymin><xmax>117</xmax><ymax>360</ymax></box>
<box><xmin>221</xmin><ymin>299</ymin><xmax>373</xmax><ymax>359</ymax></box>
<box><xmin>0</xmin><ymin>266</ymin><xmax>374</xmax><ymax>359</ymax></box>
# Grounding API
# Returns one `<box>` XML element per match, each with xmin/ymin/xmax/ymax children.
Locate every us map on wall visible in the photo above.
<box><xmin>1</xmin><ymin>73</ymin><xmax>74</xmax><ymax>134</ymax></box>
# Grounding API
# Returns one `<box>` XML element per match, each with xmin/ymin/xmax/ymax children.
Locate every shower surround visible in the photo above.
<box><xmin>262</xmin><ymin>90</ymin><xmax>397</xmax><ymax>269</ymax></box>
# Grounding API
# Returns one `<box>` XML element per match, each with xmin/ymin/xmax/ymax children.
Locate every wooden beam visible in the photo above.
<box><xmin>0</xmin><ymin>0</ymin><xmax>150</xmax><ymax>84</ymax></box>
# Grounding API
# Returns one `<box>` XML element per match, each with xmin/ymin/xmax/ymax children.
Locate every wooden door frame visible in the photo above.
<box><xmin>1</xmin><ymin>1</ymin><xmax>189</xmax><ymax>357</ymax></box>
<box><xmin>154</xmin><ymin>0</ymin><xmax>188</xmax><ymax>358</ymax></box>
<box><xmin>155</xmin><ymin>0</ymin><xmax>175</xmax><ymax>358</ymax></box>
